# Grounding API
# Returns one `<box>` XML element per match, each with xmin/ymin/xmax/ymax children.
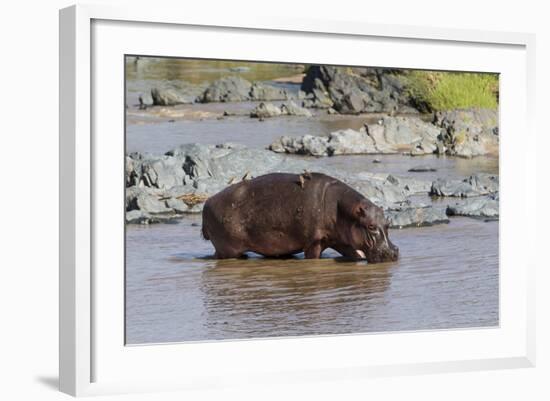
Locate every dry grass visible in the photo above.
<box><xmin>176</xmin><ymin>193</ymin><xmax>209</xmax><ymax>206</ymax></box>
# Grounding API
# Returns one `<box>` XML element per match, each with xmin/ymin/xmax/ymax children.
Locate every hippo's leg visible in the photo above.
<box><xmin>213</xmin><ymin>244</ymin><xmax>246</xmax><ymax>259</ymax></box>
<box><xmin>304</xmin><ymin>242</ymin><xmax>323</xmax><ymax>259</ymax></box>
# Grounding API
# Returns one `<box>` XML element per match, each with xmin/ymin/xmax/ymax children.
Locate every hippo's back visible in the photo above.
<box><xmin>202</xmin><ymin>172</ymin><xmax>337</xmax><ymax>242</ymax></box>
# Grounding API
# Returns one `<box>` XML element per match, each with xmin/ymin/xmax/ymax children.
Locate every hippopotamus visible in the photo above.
<box><xmin>201</xmin><ymin>172</ymin><xmax>398</xmax><ymax>263</ymax></box>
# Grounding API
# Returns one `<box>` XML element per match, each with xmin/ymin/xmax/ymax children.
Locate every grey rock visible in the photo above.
<box><xmin>365</xmin><ymin>124</ymin><xmax>398</xmax><ymax>154</ymax></box>
<box><xmin>136</xmin><ymin>193</ymin><xmax>171</xmax><ymax>214</ymax></box>
<box><xmin>165</xmin><ymin>143</ymin><xmax>229</xmax><ymax>180</ymax></box>
<box><xmin>126</xmin><ymin>144</ymin><xmax>310</xmax><ymax>224</ymax></box>
<box><xmin>200</xmin><ymin>77</ymin><xmax>290</xmax><ymax>103</ymax></box>
<box><xmin>280</xmin><ymin>101</ymin><xmax>312</xmax><ymax>117</ymax></box>
<box><xmin>387</xmin><ymin>206</ymin><xmax>450</xmax><ymax>228</ymax></box>
<box><xmin>129</xmin><ymin>137</ymin><xmax>501</xmax><ymax>224</ymax></box>
<box><xmin>269</xmin><ymin>116</ymin><xmax>441</xmax><ymax>157</ymax></box>
<box><xmin>208</xmin><ymin>148</ymin><xmax>306</xmax><ymax>180</ymax></box>
<box><xmin>309</xmin><ymin>88</ymin><xmax>334</xmax><ymax>109</ymax></box>
<box><xmin>126</xmin><ymin>156</ymin><xmax>140</xmax><ymax>187</ymax></box>
<box><xmin>269</xmin><ymin>135</ymin><xmax>329</xmax><ymax>156</ymax></box>
<box><xmin>125</xmin><ymin>210</ymin><xmax>151</xmax><ymax>224</ymax></box>
<box><xmin>165</xmin><ymin>142</ymin><xmax>228</xmax><ymax>158</ymax></box>
<box><xmin>139</xmin><ymin>156</ymin><xmax>186</xmax><ymax>189</ymax></box>
<box><xmin>431</xmin><ymin>174</ymin><xmax>499</xmax><ymax>197</ymax></box>
<box><xmin>301</xmin><ymin>135</ymin><xmax>330</xmax><ymax>157</ymax></box>
<box><xmin>126</xmin><ymin>179</ymin><xmax>211</xmax><ymax>223</ymax></box>
<box><xmin>125</xmin><ymin>186</ymin><xmax>162</xmax><ymax>209</ymax></box>
<box><xmin>385</xmin><ymin>174</ymin><xmax>432</xmax><ymax>195</ymax></box>
<box><xmin>126</xmin><ymin>187</ymin><xmax>172</xmax><ymax>214</ymax></box>
<box><xmin>327</xmin><ymin>129</ymin><xmax>377</xmax><ymax>155</ymax></box>
<box><xmin>433</xmin><ymin>109</ymin><xmax>499</xmax><ymax>157</ymax></box>
<box><xmin>446</xmin><ymin>196</ymin><xmax>499</xmax><ymax>218</ymax></box>
<box><xmin>301</xmin><ymin>66</ymin><xmax>419</xmax><ymax>114</ymax></box>
<box><xmin>468</xmin><ymin>173</ymin><xmax>500</xmax><ymax>194</ymax></box>
<box><xmin>346</xmin><ymin>176</ymin><xmax>408</xmax><ymax>208</ymax></box>
<box><xmin>408</xmin><ymin>166</ymin><xmax>437</xmax><ymax>172</ymax></box>
<box><xmin>250</xmin><ymin>101</ymin><xmax>312</xmax><ymax>118</ymax></box>
<box><xmin>370</xmin><ymin>116</ymin><xmax>441</xmax><ymax>155</ymax></box>
<box><xmin>165</xmin><ymin>143</ymin><xmax>307</xmax><ymax>182</ymax></box>
<box><xmin>200</xmin><ymin>76</ymin><xmax>253</xmax><ymax>102</ymax></box>
<box><xmin>250</xmin><ymin>102</ymin><xmax>283</xmax><ymax>118</ymax></box>
<box><xmin>192</xmin><ymin>177</ymin><xmax>228</xmax><ymax>196</ymax></box>
<box><xmin>151</xmin><ymin>87</ymin><xmax>197</xmax><ymax>106</ymax></box>
<box><xmin>165</xmin><ymin>197</ymin><xmax>189</xmax><ymax>213</ymax></box>
<box><xmin>267</xmin><ymin>135</ymin><xmax>292</xmax><ymax>154</ymax></box>
<box><xmin>431</xmin><ymin>178</ymin><xmax>475</xmax><ymax>197</ymax></box>
<box><xmin>249</xmin><ymin>82</ymin><xmax>289</xmax><ymax>101</ymax></box>
<box><xmin>336</xmin><ymin>89</ymin><xmax>367</xmax><ymax>114</ymax></box>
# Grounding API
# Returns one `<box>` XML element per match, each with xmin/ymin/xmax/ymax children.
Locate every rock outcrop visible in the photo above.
<box><xmin>269</xmin><ymin>109</ymin><xmax>498</xmax><ymax>158</ymax></box>
<box><xmin>250</xmin><ymin>102</ymin><xmax>283</xmax><ymax>118</ymax></box>
<box><xmin>430</xmin><ymin>174</ymin><xmax>499</xmax><ymax>197</ymax></box>
<box><xmin>126</xmin><ymin>144</ymin><xmax>499</xmax><ymax>226</ymax></box>
<box><xmin>200</xmin><ymin>76</ymin><xmax>292</xmax><ymax>103</ymax></box>
<box><xmin>387</xmin><ymin>206</ymin><xmax>450</xmax><ymax>228</ymax></box>
<box><xmin>151</xmin><ymin>87</ymin><xmax>198</xmax><ymax>106</ymax></box>
<box><xmin>433</xmin><ymin>109</ymin><xmax>499</xmax><ymax>158</ymax></box>
<box><xmin>269</xmin><ymin>116</ymin><xmax>441</xmax><ymax>156</ymax></box>
<box><xmin>446</xmin><ymin>196</ymin><xmax>499</xmax><ymax>218</ymax></box>
<box><xmin>300</xmin><ymin>66</ymin><xmax>421</xmax><ymax>114</ymax></box>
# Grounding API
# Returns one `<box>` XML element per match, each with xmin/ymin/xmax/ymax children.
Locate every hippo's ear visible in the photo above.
<box><xmin>338</xmin><ymin>197</ymin><xmax>370</xmax><ymax>221</ymax></box>
<box><xmin>355</xmin><ymin>204</ymin><xmax>367</xmax><ymax>218</ymax></box>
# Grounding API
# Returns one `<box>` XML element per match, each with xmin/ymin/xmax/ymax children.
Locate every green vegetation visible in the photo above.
<box><xmin>406</xmin><ymin>71</ymin><xmax>499</xmax><ymax>111</ymax></box>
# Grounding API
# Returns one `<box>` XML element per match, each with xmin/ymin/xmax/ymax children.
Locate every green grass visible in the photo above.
<box><xmin>406</xmin><ymin>71</ymin><xmax>499</xmax><ymax>111</ymax></box>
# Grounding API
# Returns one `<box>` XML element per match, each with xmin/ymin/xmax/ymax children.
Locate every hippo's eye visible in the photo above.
<box><xmin>367</xmin><ymin>225</ymin><xmax>378</xmax><ymax>233</ymax></box>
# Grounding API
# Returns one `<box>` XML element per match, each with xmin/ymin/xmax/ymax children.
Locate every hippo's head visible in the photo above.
<box><xmin>342</xmin><ymin>199</ymin><xmax>399</xmax><ymax>263</ymax></box>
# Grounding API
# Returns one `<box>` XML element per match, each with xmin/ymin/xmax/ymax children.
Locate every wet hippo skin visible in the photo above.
<box><xmin>202</xmin><ymin>172</ymin><xmax>399</xmax><ymax>263</ymax></box>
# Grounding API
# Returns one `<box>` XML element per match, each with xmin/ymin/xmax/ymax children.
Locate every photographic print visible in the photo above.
<box><xmin>125</xmin><ymin>57</ymin><xmax>499</xmax><ymax>344</ymax></box>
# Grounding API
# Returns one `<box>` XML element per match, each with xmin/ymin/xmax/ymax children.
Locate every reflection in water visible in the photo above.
<box><xmin>198</xmin><ymin>258</ymin><xmax>395</xmax><ymax>338</ymax></box>
<box><xmin>125</xmin><ymin>217</ymin><xmax>498</xmax><ymax>344</ymax></box>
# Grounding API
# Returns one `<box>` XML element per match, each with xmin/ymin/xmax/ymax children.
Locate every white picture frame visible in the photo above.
<box><xmin>59</xmin><ymin>4</ymin><xmax>536</xmax><ymax>397</ymax></box>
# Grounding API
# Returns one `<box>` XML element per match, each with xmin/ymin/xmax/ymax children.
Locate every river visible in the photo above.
<box><xmin>125</xmin><ymin>57</ymin><xmax>499</xmax><ymax>344</ymax></box>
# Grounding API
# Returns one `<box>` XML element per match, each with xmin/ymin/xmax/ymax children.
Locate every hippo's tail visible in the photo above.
<box><xmin>201</xmin><ymin>199</ymin><xmax>213</xmax><ymax>241</ymax></box>
<box><xmin>201</xmin><ymin>224</ymin><xmax>210</xmax><ymax>240</ymax></box>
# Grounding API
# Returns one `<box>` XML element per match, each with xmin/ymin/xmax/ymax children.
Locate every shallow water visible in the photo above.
<box><xmin>126</xmin><ymin>107</ymin><xmax>498</xmax><ymax>183</ymax></box>
<box><xmin>125</xmin><ymin>58</ymin><xmax>499</xmax><ymax>344</ymax></box>
<box><xmin>125</xmin><ymin>217</ymin><xmax>498</xmax><ymax>344</ymax></box>
<box><xmin>126</xmin><ymin>57</ymin><xmax>303</xmax><ymax>85</ymax></box>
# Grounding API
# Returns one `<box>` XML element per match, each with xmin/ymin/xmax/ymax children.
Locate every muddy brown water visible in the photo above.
<box><xmin>126</xmin><ymin>217</ymin><xmax>498</xmax><ymax>344</ymax></box>
<box><xmin>125</xmin><ymin>58</ymin><xmax>499</xmax><ymax>344</ymax></box>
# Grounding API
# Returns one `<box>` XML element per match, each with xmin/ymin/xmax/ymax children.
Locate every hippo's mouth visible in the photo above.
<box><xmin>355</xmin><ymin>250</ymin><xmax>366</xmax><ymax>259</ymax></box>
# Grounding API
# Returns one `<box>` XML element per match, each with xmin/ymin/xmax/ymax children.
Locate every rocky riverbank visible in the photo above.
<box><xmin>130</xmin><ymin>64</ymin><xmax>498</xmax><ymax>159</ymax></box>
<box><xmin>142</xmin><ymin>76</ymin><xmax>296</xmax><ymax>106</ymax></box>
<box><xmin>125</xmin><ymin>142</ymin><xmax>499</xmax><ymax>228</ymax></box>
<box><xmin>268</xmin><ymin>108</ymin><xmax>498</xmax><ymax>158</ymax></box>
<box><xmin>126</xmin><ymin>61</ymin><xmax>499</xmax><ymax>230</ymax></box>
<box><xmin>135</xmin><ymin>67</ymin><xmax>421</xmax><ymax>111</ymax></box>
<box><xmin>300</xmin><ymin>66</ymin><xmax>422</xmax><ymax>113</ymax></box>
